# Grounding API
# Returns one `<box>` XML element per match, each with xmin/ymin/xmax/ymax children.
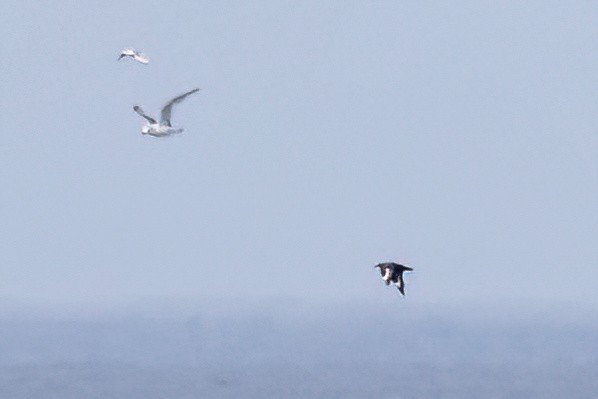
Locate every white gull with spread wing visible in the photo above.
<box><xmin>133</xmin><ymin>89</ymin><xmax>200</xmax><ymax>137</ymax></box>
<box><xmin>118</xmin><ymin>48</ymin><xmax>150</xmax><ymax>64</ymax></box>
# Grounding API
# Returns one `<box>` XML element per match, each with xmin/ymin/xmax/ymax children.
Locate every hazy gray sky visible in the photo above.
<box><xmin>1</xmin><ymin>1</ymin><xmax>596</xmax><ymax>310</ymax></box>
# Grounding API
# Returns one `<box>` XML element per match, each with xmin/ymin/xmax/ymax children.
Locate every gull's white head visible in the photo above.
<box><xmin>141</xmin><ymin>125</ymin><xmax>151</xmax><ymax>134</ymax></box>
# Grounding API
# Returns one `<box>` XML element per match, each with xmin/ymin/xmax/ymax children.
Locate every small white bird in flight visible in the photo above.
<box><xmin>133</xmin><ymin>88</ymin><xmax>200</xmax><ymax>137</ymax></box>
<box><xmin>118</xmin><ymin>48</ymin><xmax>150</xmax><ymax>64</ymax></box>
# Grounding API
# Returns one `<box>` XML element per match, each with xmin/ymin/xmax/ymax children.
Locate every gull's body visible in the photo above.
<box><xmin>118</xmin><ymin>48</ymin><xmax>149</xmax><ymax>64</ymax></box>
<box><xmin>141</xmin><ymin>124</ymin><xmax>184</xmax><ymax>137</ymax></box>
<box><xmin>375</xmin><ymin>262</ymin><xmax>413</xmax><ymax>296</ymax></box>
<box><xmin>133</xmin><ymin>88</ymin><xmax>200</xmax><ymax>137</ymax></box>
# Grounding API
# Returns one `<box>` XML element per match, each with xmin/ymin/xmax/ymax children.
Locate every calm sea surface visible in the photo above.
<box><xmin>1</xmin><ymin>303</ymin><xmax>596</xmax><ymax>398</ymax></box>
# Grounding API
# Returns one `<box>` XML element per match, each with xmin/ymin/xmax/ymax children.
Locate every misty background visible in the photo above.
<box><xmin>1</xmin><ymin>1</ymin><xmax>597</xmax><ymax>397</ymax></box>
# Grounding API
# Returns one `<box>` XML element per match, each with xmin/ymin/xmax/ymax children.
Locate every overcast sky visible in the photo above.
<box><xmin>1</xmin><ymin>1</ymin><xmax>596</xmax><ymax>312</ymax></box>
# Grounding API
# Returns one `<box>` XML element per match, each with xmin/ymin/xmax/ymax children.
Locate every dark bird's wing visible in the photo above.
<box><xmin>396</xmin><ymin>273</ymin><xmax>406</xmax><ymax>296</ymax></box>
<box><xmin>133</xmin><ymin>106</ymin><xmax>157</xmax><ymax>124</ymax></box>
<box><xmin>160</xmin><ymin>88</ymin><xmax>200</xmax><ymax>127</ymax></box>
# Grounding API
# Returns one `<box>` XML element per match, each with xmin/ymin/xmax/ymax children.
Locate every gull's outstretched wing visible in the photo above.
<box><xmin>160</xmin><ymin>88</ymin><xmax>200</xmax><ymax>127</ymax></box>
<box><xmin>133</xmin><ymin>106</ymin><xmax>157</xmax><ymax>124</ymax></box>
<box><xmin>133</xmin><ymin>53</ymin><xmax>149</xmax><ymax>64</ymax></box>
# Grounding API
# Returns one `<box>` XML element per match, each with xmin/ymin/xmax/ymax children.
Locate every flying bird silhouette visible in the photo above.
<box><xmin>375</xmin><ymin>262</ymin><xmax>413</xmax><ymax>296</ymax></box>
<box><xmin>118</xmin><ymin>48</ymin><xmax>150</xmax><ymax>64</ymax></box>
<box><xmin>133</xmin><ymin>88</ymin><xmax>200</xmax><ymax>137</ymax></box>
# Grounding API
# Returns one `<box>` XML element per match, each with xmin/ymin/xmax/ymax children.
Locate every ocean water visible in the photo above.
<box><xmin>1</xmin><ymin>302</ymin><xmax>596</xmax><ymax>398</ymax></box>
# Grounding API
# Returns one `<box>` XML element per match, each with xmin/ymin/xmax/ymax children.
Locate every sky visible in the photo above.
<box><xmin>1</xmin><ymin>1</ymin><xmax>597</xmax><ymax>312</ymax></box>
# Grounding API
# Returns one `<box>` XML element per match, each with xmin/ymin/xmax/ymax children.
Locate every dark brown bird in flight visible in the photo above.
<box><xmin>375</xmin><ymin>262</ymin><xmax>413</xmax><ymax>296</ymax></box>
